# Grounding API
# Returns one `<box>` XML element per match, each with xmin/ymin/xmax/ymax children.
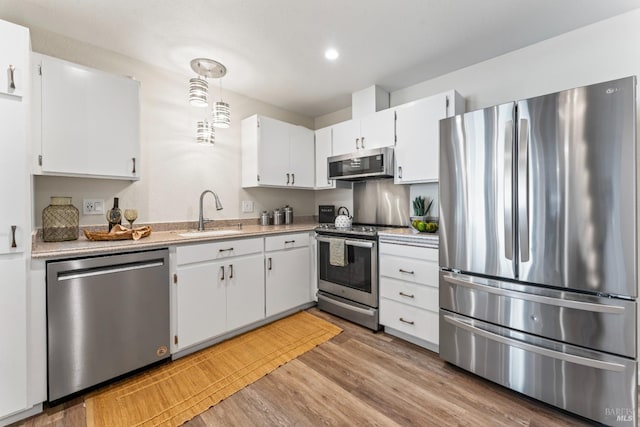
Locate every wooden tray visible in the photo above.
<box><xmin>84</xmin><ymin>224</ymin><xmax>152</xmax><ymax>241</ymax></box>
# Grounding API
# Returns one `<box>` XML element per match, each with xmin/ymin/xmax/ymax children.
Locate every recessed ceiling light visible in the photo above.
<box><xmin>325</xmin><ymin>48</ymin><xmax>339</xmax><ymax>61</ymax></box>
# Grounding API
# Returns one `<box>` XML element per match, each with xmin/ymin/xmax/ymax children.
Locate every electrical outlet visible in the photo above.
<box><xmin>83</xmin><ymin>198</ymin><xmax>104</xmax><ymax>215</ymax></box>
<box><xmin>241</xmin><ymin>200</ymin><xmax>254</xmax><ymax>213</ymax></box>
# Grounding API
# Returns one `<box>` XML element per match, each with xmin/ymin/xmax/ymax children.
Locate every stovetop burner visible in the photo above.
<box><xmin>315</xmin><ymin>223</ymin><xmax>379</xmax><ymax>238</ymax></box>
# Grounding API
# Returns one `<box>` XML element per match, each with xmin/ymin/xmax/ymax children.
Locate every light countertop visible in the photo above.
<box><xmin>32</xmin><ymin>222</ymin><xmax>318</xmax><ymax>259</ymax></box>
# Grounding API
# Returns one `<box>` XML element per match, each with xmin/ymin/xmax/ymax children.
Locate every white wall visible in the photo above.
<box><xmin>391</xmin><ymin>10</ymin><xmax>640</xmax><ymax>111</ymax></box>
<box><xmin>25</xmin><ymin>27</ymin><xmax>319</xmax><ymax>227</ymax></box>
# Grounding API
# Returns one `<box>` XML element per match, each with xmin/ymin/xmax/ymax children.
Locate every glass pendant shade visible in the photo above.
<box><xmin>213</xmin><ymin>101</ymin><xmax>231</xmax><ymax>129</ymax></box>
<box><xmin>196</xmin><ymin>120</ymin><xmax>215</xmax><ymax>144</ymax></box>
<box><xmin>189</xmin><ymin>77</ymin><xmax>208</xmax><ymax>107</ymax></box>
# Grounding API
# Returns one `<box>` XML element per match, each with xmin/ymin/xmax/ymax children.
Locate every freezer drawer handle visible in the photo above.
<box><xmin>443</xmin><ymin>314</ymin><xmax>626</xmax><ymax>372</ymax></box>
<box><xmin>57</xmin><ymin>260</ymin><xmax>165</xmax><ymax>281</ymax></box>
<box><xmin>443</xmin><ymin>273</ymin><xmax>625</xmax><ymax>314</ymax></box>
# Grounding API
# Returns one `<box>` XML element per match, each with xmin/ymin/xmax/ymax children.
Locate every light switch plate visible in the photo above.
<box><xmin>241</xmin><ymin>200</ymin><xmax>254</xmax><ymax>213</ymax></box>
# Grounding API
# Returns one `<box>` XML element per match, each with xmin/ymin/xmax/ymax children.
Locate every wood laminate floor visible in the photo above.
<box><xmin>15</xmin><ymin>308</ymin><xmax>611</xmax><ymax>426</ymax></box>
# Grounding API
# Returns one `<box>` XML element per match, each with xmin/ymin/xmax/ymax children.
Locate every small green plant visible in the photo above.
<box><xmin>413</xmin><ymin>196</ymin><xmax>425</xmax><ymax>216</ymax></box>
<box><xmin>412</xmin><ymin>196</ymin><xmax>433</xmax><ymax>217</ymax></box>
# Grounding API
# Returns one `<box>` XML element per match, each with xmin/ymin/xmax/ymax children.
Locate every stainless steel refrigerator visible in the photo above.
<box><xmin>438</xmin><ymin>76</ymin><xmax>637</xmax><ymax>426</ymax></box>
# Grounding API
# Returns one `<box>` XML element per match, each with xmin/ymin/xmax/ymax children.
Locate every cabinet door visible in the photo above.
<box><xmin>331</xmin><ymin>120</ymin><xmax>360</xmax><ymax>156</ymax></box>
<box><xmin>289</xmin><ymin>125</ymin><xmax>315</xmax><ymax>188</ymax></box>
<box><xmin>0</xmin><ymin>21</ymin><xmax>28</xmax><ymax>255</ymax></box>
<box><xmin>257</xmin><ymin>116</ymin><xmax>290</xmax><ymax>186</ymax></box>
<box><xmin>314</xmin><ymin>127</ymin><xmax>334</xmax><ymax>189</ymax></box>
<box><xmin>395</xmin><ymin>94</ymin><xmax>447</xmax><ymax>183</ymax></box>
<box><xmin>359</xmin><ymin>108</ymin><xmax>395</xmax><ymax>150</ymax></box>
<box><xmin>265</xmin><ymin>247</ymin><xmax>311</xmax><ymax>317</ymax></box>
<box><xmin>39</xmin><ymin>55</ymin><xmax>140</xmax><ymax>179</ymax></box>
<box><xmin>0</xmin><ymin>257</ymin><xmax>27</xmax><ymax>418</ymax></box>
<box><xmin>226</xmin><ymin>254</ymin><xmax>265</xmax><ymax>331</ymax></box>
<box><xmin>176</xmin><ymin>260</ymin><xmax>226</xmax><ymax>349</ymax></box>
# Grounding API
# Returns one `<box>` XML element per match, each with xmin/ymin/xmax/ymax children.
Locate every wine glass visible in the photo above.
<box><xmin>124</xmin><ymin>209</ymin><xmax>138</xmax><ymax>229</ymax></box>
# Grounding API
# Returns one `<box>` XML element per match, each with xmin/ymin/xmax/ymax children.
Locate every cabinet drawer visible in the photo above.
<box><xmin>265</xmin><ymin>232</ymin><xmax>310</xmax><ymax>252</ymax></box>
<box><xmin>380</xmin><ymin>254</ymin><xmax>438</xmax><ymax>287</ymax></box>
<box><xmin>380</xmin><ymin>298</ymin><xmax>438</xmax><ymax>345</ymax></box>
<box><xmin>177</xmin><ymin>237</ymin><xmax>263</xmax><ymax>265</ymax></box>
<box><xmin>380</xmin><ymin>277</ymin><xmax>438</xmax><ymax>312</ymax></box>
<box><xmin>379</xmin><ymin>242</ymin><xmax>438</xmax><ymax>261</ymax></box>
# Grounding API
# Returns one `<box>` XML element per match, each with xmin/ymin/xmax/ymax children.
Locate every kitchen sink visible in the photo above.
<box><xmin>178</xmin><ymin>229</ymin><xmax>243</xmax><ymax>238</ymax></box>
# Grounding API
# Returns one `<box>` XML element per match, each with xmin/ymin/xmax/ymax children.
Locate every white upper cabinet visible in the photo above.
<box><xmin>32</xmin><ymin>53</ymin><xmax>140</xmax><ymax>180</ymax></box>
<box><xmin>241</xmin><ymin>114</ymin><xmax>315</xmax><ymax>189</ymax></box>
<box><xmin>332</xmin><ymin>108</ymin><xmax>396</xmax><ymax>156</ymax></box>
<box><xmin>0</xmin><ymin>20</ymin><xmax>28</xmax><ymax>256</ymax></box>
<box><xmin>394</xmin><ymin>90</ymin><xmax>464</xmax><ymax>184</ymax></box>
<box><xmin>314</xmin><ymin>126</ymin><xmax>334</xmax><ymax>189</ymax></box>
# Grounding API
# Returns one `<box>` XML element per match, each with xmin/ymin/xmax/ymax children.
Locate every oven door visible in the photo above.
<box><xmin>316</xmin><ymin>235</ymin><xmax>378</xmax><ymax>307</ymax></box>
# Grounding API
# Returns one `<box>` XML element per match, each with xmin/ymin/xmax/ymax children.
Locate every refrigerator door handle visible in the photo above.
<box><xmin>442</xmin><ymin>314</ymin><xmax>626</xmax><ymax>372</ymax></box>
<box><xmin>504</xmin><ymin>120</ymin><xmax>513</xmax><ymax>262</ymax></box>
<box><xmin>517</xmin><ymin>118</ymin><xmax>530</xmax><ymax>262</ymax></box>
<box><xmin>442</xmin><ymin>273</ymin><xmax>625</xmax><ymax>314</ymax></box>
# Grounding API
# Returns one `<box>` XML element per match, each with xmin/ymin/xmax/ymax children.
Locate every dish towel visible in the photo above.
<box><xmin>329</xmin><ymin>238</ymin><xmax>348</xmax><ymax>267</ymax></box>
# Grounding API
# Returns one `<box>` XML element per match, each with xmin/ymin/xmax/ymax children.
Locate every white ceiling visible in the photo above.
<box><xmin>1</xmin><ymin>0</ymin><xmax>639</xmax><ymax>117</ymax></box>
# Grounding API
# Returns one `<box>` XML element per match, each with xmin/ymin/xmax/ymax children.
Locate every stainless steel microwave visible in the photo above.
<box><xmin>327</xmin><ymin>147</ymin><xmax>394</xmax><ymax>180</ymax></box>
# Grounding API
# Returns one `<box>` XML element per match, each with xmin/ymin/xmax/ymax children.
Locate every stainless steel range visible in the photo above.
<box><xmin>315</xmin><ymin>178</ymin><xmax>409</xmax><ymax>330</ymax></box>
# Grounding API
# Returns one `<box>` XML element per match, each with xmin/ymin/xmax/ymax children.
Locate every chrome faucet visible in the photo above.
<box><xmin>198</xmin><ymin>190</ymin><xmax>223</xmax><ymax>231</ymax></box>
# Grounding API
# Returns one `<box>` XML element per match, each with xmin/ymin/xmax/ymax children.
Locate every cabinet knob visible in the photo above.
<box><xmin>10</xmin><ymin>225</ymin><xmax>17</xmax><ymax>248</ymax></box>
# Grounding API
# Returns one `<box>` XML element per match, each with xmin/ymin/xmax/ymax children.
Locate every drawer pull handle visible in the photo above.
<box><xmin>132</xmin><ymin>157</ymin><xmax>136</xmax><ymax>174</ymax></box>
<box><xmin>267</xmin><ymin>257</ymin><xmax>272</xmax><ymax>270</ymax></box>
<box><xmin>219</xmin><ymin>248</ymin><xmax>234</xmax><ymax>252</ymax></box>
<box><xmin>220</xmin><ymin>265</ymin><xmax>225</xmax><ymax>280</ymax></box>
<box><xmin>399</xmin><ymin>291</ymin><xmax>415</xmax><ymax>298</ymax></box>
<box><xmin>10</xmin><ymin>225</ymin><xmax>17</xmax><ymax>248</ymax></box>
<box><xmin>228</xmin><ymin>264</ymin><xmax>233</xmax><ymax>279</ymax></box>
<box><xmin>399</xmin><ymin>317</ymin><xmax>414</xmax><ymax>325</ymax></box>
<box><xmin>399</xmin><ymin>269</ymin><xmax>414</xmax><ymax>274</ymax></box>
<box><xmin>284</xmin><ymin>240</ymin><xmax>296</xmax><ymax>244</ymax></box>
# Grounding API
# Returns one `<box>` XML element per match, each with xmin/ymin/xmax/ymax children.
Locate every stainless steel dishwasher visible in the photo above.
<box><xmin>46</xmin><ymin>248</ymin><xmax>170</xmax><ymax>402</ymax></box>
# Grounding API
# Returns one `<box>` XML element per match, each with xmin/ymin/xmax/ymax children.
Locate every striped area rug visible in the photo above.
<box><xmin>85</xmin><ymin>311</ymin><xmax>342</xmax><ymax>427</ymax></box>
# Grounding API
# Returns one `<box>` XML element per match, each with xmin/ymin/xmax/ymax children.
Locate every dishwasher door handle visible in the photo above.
<box><xmin>57</xmin><ymin>260</ymin><xmax>165</xmax><ymax>281</ymax></box>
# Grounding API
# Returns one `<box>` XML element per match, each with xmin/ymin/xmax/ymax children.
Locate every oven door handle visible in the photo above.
<box><xmin>315</xmin><ymin>236</ymin><xmax>375</xmax><ymax>248</ymax></box>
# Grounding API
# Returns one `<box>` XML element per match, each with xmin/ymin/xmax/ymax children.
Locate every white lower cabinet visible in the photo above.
<box><xmin>265</xmin><ymin>233</ymin><xmax>312</xmax><ymax>317</ymax></box>
<box><xmin>0</xmin><ymin>258</ymin><xmax>27</xmax><ymax>419</ymax></box>
<box><xmin>174</xmin><ymin>238</ymin><xmax>264</xmax><ymax>351</ymax></box>
<box><xmin>379</xmin><ymin>241</ymin><xmax>439</xmax><ymax>349</ymax></box>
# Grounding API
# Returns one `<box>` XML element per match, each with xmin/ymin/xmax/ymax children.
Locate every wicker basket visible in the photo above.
<box><xmin>43</xmin><ymin>197</ymin><xmax>79</xmax><ymax>242</ymax></box>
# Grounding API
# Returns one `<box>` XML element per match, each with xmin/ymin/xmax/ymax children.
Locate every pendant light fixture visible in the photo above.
<box><xmin>213</xmin><ymin>79</ymin><xmax>231</xmax><ymax>129</ymax></box>
<box><xmin>189</xmin><ymin>58</ymin><xmax>230</xmax><ymax>143</ymax></box>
